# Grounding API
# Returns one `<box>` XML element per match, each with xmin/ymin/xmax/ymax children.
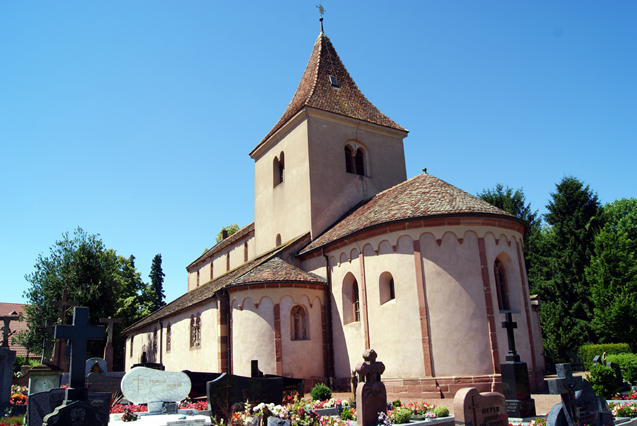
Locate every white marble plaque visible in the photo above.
<box><xmin>121</xmin><ymin>367</ymin><xmax>191</xmax><ymax>404</ymax></box>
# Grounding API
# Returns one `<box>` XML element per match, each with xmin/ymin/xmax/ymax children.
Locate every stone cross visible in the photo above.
<box><xmin>548</xmin><ymin>364</ymin><xmax>582</xmax><ymax>426</ymax></box>
<box><xmin>501</xmin><ymin>312</ymin><xmax>519</xmax><ymax>362</ymax></box>
<box><xmin>51</xmin><ymin>289</ymin><xmax>79</xmax><ymax>325</ymax></box>
<box><xmin>50</xmin><ymin>289</ymin><xmax>79</xmax><ymax>371</ymax></box>
<box><xmin>40</xmin><ymin>317</ymin><xmax>56</xmax><ymax>364</ymax></box>
<box><xmin>354</xmin><ymin>349</ymin><xmax>387</xmax><ymax>426</ymax></box>
<box><xmin>54</xmin><ymin>307</ymin><xmax>104</xmax><ymax>400</ymax></box>
<box><xmin>100</xmin><ymin>316</ymin><xmax>122</xmax><ymax>372</ymax></box>
<box><xmin>0</xmin><ymin>311</ymin><xmax>19</xmax><ymax>347</ymax></box>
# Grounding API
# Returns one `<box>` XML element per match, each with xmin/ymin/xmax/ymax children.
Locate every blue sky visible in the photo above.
<box><xmin>1</xmin><ymin>1</ymin><xmax>635</xmax><ymax>305</ymax></box>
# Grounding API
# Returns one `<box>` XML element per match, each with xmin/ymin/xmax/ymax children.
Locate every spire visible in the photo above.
<box><xmin>252</xmin><ymin>32</ymin><xmax>406</xmax><ymax>154</ymax></box>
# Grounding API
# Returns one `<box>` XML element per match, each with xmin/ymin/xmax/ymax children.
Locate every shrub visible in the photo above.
<box><xmin>392</xmin><ymin>399</ymin><xmax>402</xmax><ymax>409</ymax></box>
<box><xmin>608</xmin><ymin>353</ymin><xmax>637</xmax><ymax>386</ymax></box>
<box><xmin>340</xmin><ymin>408</ymin><xmax>354</xmax><ymax>420</ymax></box>
<box><xmin>588</xmin><ymin>364</ymin><xmax>618</xmax><ymax>399</ymax></box>
<box><xmin>432</xmin><ymin>406</ymin><xmax>450</xmax><ymax>418</ymax></box>
<box><xmin>310</xmin><ymin>383</ymin><xmax>331</xmax><ymax>401</ymax></box>
<box><xmin>394</xmin><ymin>408</ymin><xmax>412</xmax><ymax>424</ymax></box>
<box><xmin>580</xmin><ymin>343</ymin><xmax>631</xmax><ymax>371</ymax></box>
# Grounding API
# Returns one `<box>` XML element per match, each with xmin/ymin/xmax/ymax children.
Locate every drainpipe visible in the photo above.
<box><xmin>322</xmin><ymin>248</ymin><xmax>335</xmax><ymax>388</ymax></box>
<box><xmin>159</xmin><ymin>320</ymin><xmax>163</xmax><ymax>366</ymax></box>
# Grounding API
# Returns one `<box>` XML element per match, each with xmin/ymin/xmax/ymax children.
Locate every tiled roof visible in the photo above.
<box><xmin>231</xmin><ymin>257</ymin><xmax>324</xmax><ymax>286</ymax></box>
<box><xmin>252</xmin><ymin>32</ymin><xmax>406</xmax><ymax>155</ymax></box>
<box><xmin>187</xmin><ymin>223</ymin><xmax>254</xmax><ymax>270</ymax></box>
<box><xmin>0</xmin><ymin>302</ymin><xmax>36</xmax><ymax>357</ymax></box>
<box><xmin>124</xmin><ymin>236</ymin><xmax>323</xmax><ymax>333</ymax></box>
<box><xmin>301</xmin><ymin>173</ymin><xmax>520</xmax><ymax>253</ymax></box>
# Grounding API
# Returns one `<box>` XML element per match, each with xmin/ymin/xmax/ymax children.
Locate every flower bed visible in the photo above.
<box><xmin>609</xmin><ymin>402</ymin><xmax>637</xmax><ymax>418</ymax></box>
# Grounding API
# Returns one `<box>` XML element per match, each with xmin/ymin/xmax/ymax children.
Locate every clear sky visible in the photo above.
<box><xmin>1</xmin><ymin>1</ymin><xmax>635</xmax><ymax>306</ymax></box>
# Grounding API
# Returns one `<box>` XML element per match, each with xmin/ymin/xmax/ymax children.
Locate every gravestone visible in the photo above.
<box><xmin>354</xmin><ymin>349</ymin><xmax>387</xmax><ymax>426</ymax></box>
<box><xmin>454</xmin><ymin>387</ymin><xmax>508</xmax><ymax>426</ymax></box>
<box><xmin>28</xmin><ymin>388</ymin><xmax>111</xmax><ymax>426</ymax></box>
<box><xmin>607</xmin><ymin>362</ymin><xmax>629</xmax><ymax>392</ymax></box>
<box><xmin>85</xmin><ymin>372</ymin><xmax>122</xmax><ymax>395</ymax></box>
<box><xmin>206</xmin><ymin>372</ymin><xmax>284</xmax><ymax>418</ymax></box>
<box><xmin>252</xmin><ymin>360</ymin><xmax>305</xmax><ymax>397</ymax></box>
<box><xmin>0</xmin><ymin>311</ymin><xmax>19</xmax><ymax>414</ymax></box>
<box><xmin>251</xmin><ymin>360</ymin><xmax>265</xmax><ymax>378</ymax></box>
<box><xmin>42</xmin><ymin>306</ymin><xmax>105</xmax><ymax>426</ymax></box>
<box><xmin>500</xmin><ymin>312</ymin><xmax>536</xmax><ymax>418</ymax></box>
<box><xmin>40</xmin><ymin>317</ymin><xmax>55</xmax><ymax>364</ymax></box>
<box><xmin>183</xmin><ymin>370</ymin><xmax>223</xmax><ymax>399</ymax></box>
<box><xmin>121</xmin><ymin>366</ymin><xmax>191</xmax><ymax>413</ymax></box>
<box><xmin>85</xmin><ymin>357</ymin><xmax>107</xmax><ymax>376</ymax></box>
<box><xmin>547</xmin><ymin>363</ymin><xmax>613</xmax><ymax>426</ymax></box>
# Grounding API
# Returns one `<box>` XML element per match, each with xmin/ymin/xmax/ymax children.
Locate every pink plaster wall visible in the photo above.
<box><xmin>231</xmin><ymin>296</ymin><xmax>276</xmax><ymax>376</ymax></box>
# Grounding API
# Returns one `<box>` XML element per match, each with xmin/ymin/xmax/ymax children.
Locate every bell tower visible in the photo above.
<box><xmin>250</xmin><ymin>28</ymin><xmax>409</xmax><ymax>255</ymax></box>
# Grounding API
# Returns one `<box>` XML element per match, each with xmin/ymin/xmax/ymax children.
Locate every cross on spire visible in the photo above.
<box><xmin>54</xmin><ymin>307</ymin><xmax>104</xmax><ymax>394</ymax></box>
<box><xmin>316</xmin><ymin>3</ymin><xmax>325</xmax><ymax>33</ymax></box>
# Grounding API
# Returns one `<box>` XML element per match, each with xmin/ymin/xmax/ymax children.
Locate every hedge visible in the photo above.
<box><xmin>607</xmin><ymin>353</ymin><xmax>637</xmax><ymax>386</ymax></box>
<box><xmin>580</xmin><ymin>343</ymin><xmax>632</xmax><ymax>371</ymax></box>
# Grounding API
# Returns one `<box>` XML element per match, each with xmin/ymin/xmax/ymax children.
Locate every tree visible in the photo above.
<box><xmin>531</xmin><ymin>176</ymin><xmax>601</xmax><ymax>358</ymax></box>
<box><xmin>587</xmin><ymin>198</ymin><xmax>637</xmax><ymax>350</ymax></box>
<box><xmin>149</xmin><ymin>254</ymin><xmax>166</xmax><ymax>311</ymax></box>
<box><xmin>215</xmin><ymin>224</ymin><xmax>240</xmax><ymax>243</ymax></box>
<box><xmin>478</xmin><ymin>184</ymin><xmax>541</xmax><ymax>273</ymax></box>
<box><xmin>22</xmin><ymin>227</ymin><xmax>153</xmax><ymax>370</ymax></box>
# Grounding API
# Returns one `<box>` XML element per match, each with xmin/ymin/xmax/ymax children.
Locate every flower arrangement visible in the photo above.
<box><xmin>121</xmin><ymin>406</ymin><xmax>139</xmax><ymax>422</ymax></box>
<box><xmin>110</xmin><ymin>404</ymin><xmax>148</xmax><ymax>414</ymax></box>
<box><xmin>10</xmin><ymin>385</ymin><xmax>27</xmax><ymax>395</ymax></box>
<box><xmin>615</xmin><ymin>391</ymin><xmax>637</xmax><ymax>401</ymax></box>
<box><xmin>609</xmin><ymin>402</ymin><xmax>637</xmax><ymax>418</ymax></box>
<box><xmin>180</xmin><ymin>400</ymin><xmax>209</xmax><ymax>411</ymax></box>
<box><xmin>9</xmin><ymin>393</ymin><xmax>27</xmax><ymax>405</ymax></box>
<box><xmin>510</xmin><ymin>419</ymin><xmax>547</xmax><ymax>426</ymax></box>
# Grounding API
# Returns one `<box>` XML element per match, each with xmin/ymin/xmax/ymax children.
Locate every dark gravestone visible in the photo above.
<box><xmin>592</xmin><ymin>355</ymin><xmax>601</xmax><ymax>367</ymax></box>
<box><xmin>0</xmin><ymin>312</ymin><xmax>19</xmax><ymax>414</ymax></box>
<box><xmin>500</xmin><ymin>312</ymin><xmax>536</xmax><ymax>418</ymax></box>
<box><xmin>27</xmin><ymin>388</ymin><xmax>111</xmax><ymax>426</ymax></box>
<box><xmin>252</xmin><ymin>360</ymin><xmax>305</xmax><ymax>397</ymax></box>
<box><xmin>355</xmin><ymin>349</ymin><xmax>387</xmax><ymax>426</ymax></box>
<box><xmin>183</xmin><ymin>370</ymin><xmax>223</xmax><ymax>399</ymax></box>
<box><xmin>85</xmin><ymin>372</ymin><xmax>122</xmax><ymax>395</ymax></box>
<box><xmin>206</xmin><ymin>372</ymin><xmax>283</xmax><ymax>418</ymax></box>
<box><xmin>251</xmin><ymin>360</ymin><xmax>264</xmax><ymax>378</ymax></box>
<box><xmin>607</xmin><ymin>362</ymin><xmax>629</xmax><ymax>392</ymax></box>
<box><xmin>547</xmin><ymin>363</ymin><xmax>613</xmax><ymax>426</ymax></box>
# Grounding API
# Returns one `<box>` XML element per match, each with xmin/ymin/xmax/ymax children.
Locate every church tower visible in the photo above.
<box><xmin>250</xmin><ymin>27</ymin><xmax>409</xmax><ymax>255</ymax></box>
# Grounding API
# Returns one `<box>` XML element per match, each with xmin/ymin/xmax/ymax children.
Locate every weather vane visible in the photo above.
<box><xmin>317</xmin><ymin>3</ymin><xmax>325</xmax><ymax>32</ymax></box>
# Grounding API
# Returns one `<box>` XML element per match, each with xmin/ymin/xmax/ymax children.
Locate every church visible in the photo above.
<box><xmin>123</xmin><ymin>24</ymin><xmax>545</xmax><ymax>398</ymax></box>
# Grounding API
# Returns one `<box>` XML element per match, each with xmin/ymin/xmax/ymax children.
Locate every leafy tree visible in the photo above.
<box><xmin>531</xmin><ymin>176</ymin><xmax>601</xmax><ymax>358</ymax></box>
<box><xmin>22</xmin><ymin>228</ymin><xmax>153</xmax><ymax>370</ymax></box>
<box><xmin>478</xmin><ymin>184</ymin><xmax>541</xmax><ymax>273</ymax></box>
<box><xmin>215</xmin><ymin>224</ymin><xmax>240</xmax><ymax>243</ymax></box>
<box><xmin>587</xmin><ymin>198</ymin><xmax>637</xmax><ymax>350</ymax></box>
<box><xmin>149</xmin><ymin>254</ymin><xmax>166</xmax><ymax>311</ymax></box>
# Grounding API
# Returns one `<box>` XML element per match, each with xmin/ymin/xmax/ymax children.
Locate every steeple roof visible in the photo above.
<box><xmin>252</xmin><ymin>32</ymin><xmax>407</xmax><ymax>154</ymax></box>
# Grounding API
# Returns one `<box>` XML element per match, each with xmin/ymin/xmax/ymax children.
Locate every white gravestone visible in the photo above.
<box><xmin>121</xmin><ymin>367</ymin><xmax>191</xmax><ymax>413</ymax></box>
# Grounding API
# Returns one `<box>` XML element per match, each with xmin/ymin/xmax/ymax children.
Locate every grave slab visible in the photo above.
<box><xmin>121</xmin><ymin>367</ymin><xmax>191</xmax><ymax>408</ymax></box>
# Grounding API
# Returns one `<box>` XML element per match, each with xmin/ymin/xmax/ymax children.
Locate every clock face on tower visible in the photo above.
<box><xmin>33</xmin><ymin>378</ymin><xmax>55</xmax><ymax>393</ymax></box>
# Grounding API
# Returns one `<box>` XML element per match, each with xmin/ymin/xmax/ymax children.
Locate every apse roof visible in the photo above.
<box><xmin>251</xmin><ymin>31</ymin><xmax>407</xmax><ymax>155</ymax></box>
<box><xmin>300</xmin><ymin>173</ymin><xmax>524</xmax><ymax>254</ymax></box>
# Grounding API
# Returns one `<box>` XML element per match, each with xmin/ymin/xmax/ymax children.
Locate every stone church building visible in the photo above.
<box><xmin>124</xmin><ymin>27</ymin><xmax>545</xmax><ymax>397</ymax></box>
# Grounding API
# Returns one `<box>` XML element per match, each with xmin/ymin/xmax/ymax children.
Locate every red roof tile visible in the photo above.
<box><xmin>300</xmin><ymin>173</ymin><xmax>522</xmax><ymax>253</ymax></box>
<box><xmin>252</xmin><ymin>32</ymin><xmax>406</xmax><ymax>155</ymax></box>
<box><xmin>232</xmin><ymin>257</ymin><xmax>324</xmax><ymax>286</ymax></box>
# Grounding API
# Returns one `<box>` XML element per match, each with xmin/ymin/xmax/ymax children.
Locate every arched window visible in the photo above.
<box><xmin>494</xmin><ymin>259</ymin><xmax>510</xmax><ymax>311</ymax></box>
<box><xmin>226</xmin><ymin>253</ymin><xmax>230</xmax><ymax>271</ymax></box>
<box><xmin>355</xmin><ymin>148</ymin><xmax>365</xmax><ymax>175</ymax></box>
<box><xmin>244</xmin><ymin>242</ymin><xmax>248</xmax><ymax>262</ymax></box>
<box><xmin>130</xmin><ymin>335</ymin><xmax>134</xmax><ymax>357</ymax></box>
<box><xmin>345</xmin><ymin>146</ymin><xmax>355</xmax><ymax>173</ymax></box>
<box><xmin>276</xmin><ymin>234</ymin><xmax>282</xmax><ymax>247</ymax></box>
<box><xmin>273</xmin><ymin>153</ymin><xmax>285</xmax><ymax>187</ymax></box>
<box><xmin>190</xmin><ymin>314</ymin><xmax>201</xmax><ymax>348</ymax></box>
<box><xmin>353</xmin><ymin>281</ymin><xmax>360</xmax><ymax>321</ymax></box>
<box><xmin>379</xmin><ymin>272</ymin><xmax>395</xmax><ymax>305</ymax></box>
<box><xmin>290</xmin><ymin>305</ymin><xmax>309</xmax><ymax>340</ymax></box>
<box><xmin>196</xmin><ymin>270</ymin><xmax>200</xmax><ymax>287</ymax></box>
<box><xmin>166</xmin><ymin>323</ymin><xmax>171</xmax><ymax>352</ymax></box>
<box><xmin>152</xmin><ymin>328</ymin><xmax>158</xmax><ymax>355</ymax></box>
<box><xmin>210</xmin><ymin>262</ymin><xmax>214</xmax><ymax>280</ymax></box>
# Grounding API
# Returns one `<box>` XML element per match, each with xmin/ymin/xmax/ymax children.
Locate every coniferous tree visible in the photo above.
<box><xmin>530</xmin><ymin>176</ymin><xmax>601</xmax><ymax>360</ymax></box>
<box><xmin>149</xmin><ymin>254</ymin><xmax>166</xmax><ymax>311</ymax></box>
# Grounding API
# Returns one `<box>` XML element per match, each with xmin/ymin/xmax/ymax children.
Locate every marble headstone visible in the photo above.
<box><xmin>121</xmin><ymin>367</ymin><xmax>191</xmax><ymax>412</ymax></box>
<box><xmin>85</xmin><ymin>357</ymin><xmax>107</xmax><ymax>376</ymax></box>
<box><xmin>454</xmin><ymin>387</ymin><xmax>508</xmax><ymax>426</ymax></box>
